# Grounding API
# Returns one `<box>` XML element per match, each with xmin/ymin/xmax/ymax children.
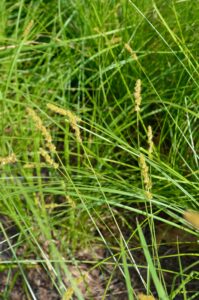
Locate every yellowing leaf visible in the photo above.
<box><xmin>183</xmin><ymin>210</ymin><xmax>199</xmax><ymax>229</ymax></box>
<box><xmin>62</xmin><ymin>288</ymin><xmax>74</xmax><ymax>300</ymax></box>
<box><xmin>137</xmin><ymin>293</ymin><xmax>156</xmax><ymax>300</ymax></box>
<box><xmin>62</xmin><ymin>275</ymin><xmax>86</xmax><ymax>300</ymax></box>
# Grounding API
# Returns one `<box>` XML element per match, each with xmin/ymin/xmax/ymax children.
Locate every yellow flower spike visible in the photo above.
<box><xmin>47</xmin><ymin>103</ymin><xmax>82</xmax><ymax>142</ymax></box>
<box><xmin>39</xmin><ymin>148</ymin><xmax>58</xmax><ymax>169</ymax></box>
<box><xmin>139</xmin><ymin>154</ymin><xmax>152</xmax><ymax>200</ymax></box>
<box><xmin>147</xmin><ymin>125</ymin><xmax>154</xmax><ymax>158</ymax></box>
<box><xmin>124</xmin><ymin>43</ymin><xmax>138</xmax><ymax>60</ymax></box>
<box><xmin>134</xmin><ymin>79</ymin><xmax>142</xmax><ymax>112</ymax></box>
<box><xmin>26</xmin><ymin>107</ymin><xmax>56</xmax><ymax>153</ymax></box>
<box><xmin>0</xmin><ymin>153</ymin><xmax>17</xmax><ymax>166</ymax></box>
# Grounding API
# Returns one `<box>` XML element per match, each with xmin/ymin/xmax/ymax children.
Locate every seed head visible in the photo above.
<box><xmin>0</xmin><ymin>153</ymin><xmax>17</xmax><ymax>166</ymax></box>
<box><xmin>134</xmin><ymin>79</ymin><xmax>142</xmax><ymax>112</ymax></box>
<box><xmin>147</xmin><ymin>125</ymin><xmax>154</xmax><ymax>158</ymax></box>
<box><xmin>26</xmin><ymin>107</ymin><xmax>56</xmax><ymax>153</ymax></box>
<box><xmin>47</xmin><ymin>103</ymin><xmax>82</xmax><ymax>142</ymax></box>
<box><xmin>139</xmin><ymin>154</ymin><xmax>152</xmax><ymax>200</ymax></box>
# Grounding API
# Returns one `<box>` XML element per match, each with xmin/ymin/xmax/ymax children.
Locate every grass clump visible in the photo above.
<box><xmin>0</xmin><ymin>0</ymin><xmax>198</xmax><ymax>299</ymax></box>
